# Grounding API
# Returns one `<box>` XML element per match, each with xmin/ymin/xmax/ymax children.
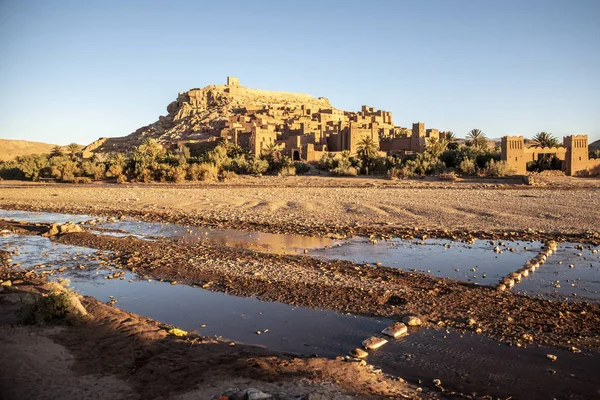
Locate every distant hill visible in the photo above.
<box><xmin>590</xmin><ymin>139</ymin><xmax>600</xmax><ymax>152</ymax></box>
<box><xmin>0</xmin><ymin>139</ymin><xmax>58</xmax><ymax>161</ymax></box>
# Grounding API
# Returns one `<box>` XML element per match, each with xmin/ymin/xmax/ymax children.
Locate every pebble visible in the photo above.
<box><xmin>546</xmin><ymin>354</ymin><xmax>557</xmax><ymax>361</ymax></box>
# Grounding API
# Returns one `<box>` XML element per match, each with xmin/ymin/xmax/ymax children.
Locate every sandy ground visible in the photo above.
<box><xmin>1</xmin><ymin>176</ymin><xmax>599</xmax><ymax>237</ymax></box>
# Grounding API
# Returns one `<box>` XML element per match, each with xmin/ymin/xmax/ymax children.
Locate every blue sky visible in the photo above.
<box><xmin>1</xmin><ymin>0</ymin><xmax>599</xmax><ymax>145</ymax></box>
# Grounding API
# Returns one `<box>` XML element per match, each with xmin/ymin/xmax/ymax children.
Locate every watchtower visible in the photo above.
<box><xmin>501</xmin><ymin>136</ymin><xmax>526</xmax><ymax>174</ymax></box>
<box><xmin>227</xmin><ymin>76</ymin><xmax>240</xmax><ymax>87</ymax></box>
<box><xmin>411</xmin><ymin>122</ymin><xmax>425</xmax><ymax>152</ymax></box>
<box><xmin>563</xmin><ymin>135</ymin><xmax>589</xmax><ymax>176</ymax></box>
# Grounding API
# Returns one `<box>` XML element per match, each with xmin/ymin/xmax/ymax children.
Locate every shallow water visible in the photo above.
<box><xmin>310</xmin><ymin>237</ymin><xmax>543</xmax><ymax>285</ymax></box>
<box><xmin>0</xmin><ymin>209</ymin><xmax>337</xmax><ymax>255</ymax></box>
<box><xmin>2</xmin><ymin>234</ymin><xmax>390</xmax><ymax>357</ymax></box>
<box><xmin>3</xmin><ymin>230</ymin><xmax>599</xmax><ymax>398</ymax></box>
<box><xmin>516</xmin><ymin>243</ymin><xmax>600</xmax><ymax>303</ymax></box>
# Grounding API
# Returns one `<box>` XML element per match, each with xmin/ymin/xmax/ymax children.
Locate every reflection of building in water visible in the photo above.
<box><xmin>218</xmin><ymin>77</ymin><xmax>442</xmax><ymax>161</ymax></box>
<box><xmin>501</xmin><ymin>134</ymin><xmax>600</xmax><ymax>176</ymax></box>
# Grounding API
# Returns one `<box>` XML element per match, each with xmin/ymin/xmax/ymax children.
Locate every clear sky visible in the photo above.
<box><xmin>1</xmin><ymin>0</ymin><xmax>599</xmax><ymax>145</ymax></box>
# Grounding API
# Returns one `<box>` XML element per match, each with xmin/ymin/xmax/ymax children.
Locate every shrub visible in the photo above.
<box><xmin>21</xmin><ymin>285</ymin><xmax>87</xmax><ymax>326</ymax></box>
<box><xmin>136</xmin><ymin>168</ymin><xmax>154</xmax><ymax>183</ymax></box>
<box><xmin>330</xmin><ymin>165</ymin><xmax>358</xmax><ymax>176</ymax></box>
<box><xmin>220</xmin><ymin>170</ymin><xmax>238</xmax><ymax>181</ymax></box>
<box><xmin>92</xmin><ymin>163</ymin><xmax>106</xmax><ymax>180</ymax></box>
<box><xmin>294</xmin><ymin>162</ymin><xmax>310</xmax><ymax>175</ymax></box>
<box><xmin>116</xmin><ymin>174</ymin><xmax>127</xmax><ymax>184</ymax></box>
<box><xmin>316</xmin><ymin>153</ymin><xmax>337</xmax><ymax>171</ymax></box>
<box><xmin>482</xmin><ymin>160</ymin><xmax>515</xmax><ymax>177</ymax></box>
<box><xmin>167</xmin><ymin>165</ymin><xmax>187</xmax><ymax>183</ymax></box>
<box><xmin>458</xmin><ymin>158</ymin><xmax>477</xmax><ymax>176</ymax></box>
<box><xmin>246</xmin><ymin>158</ymin><xmax>269</xmax><ymax>175</ymax></box>
<box><xmin>194</xmin><ymin>163</ymin><xmax>219</xmax><ymax>181</ymax></box>
<box><xmin>439</xmin><ymin>171</ymin><xmax>458</xmax><ymax>181</ymax></box>
<box><xmin>387</xmin><ymin>166</ymin><xmax>414</xmax><ymax>179</ymax></box>
<box><xmin>73</xmin><ymin>177</ymin><xmax>93</xmax><ymax>184</ymax></box>
<box><xmin>278</xmin><ymin>166</ymin><xmax>296</xmax><ymax>176</ymax></box>
<box><xmin>108</xmin><ymin>164</ymin><xmax>123</xmax><ymax>178</ymax></box>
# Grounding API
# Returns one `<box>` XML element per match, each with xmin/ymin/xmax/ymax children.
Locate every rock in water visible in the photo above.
<box><xmin>350</xmin><ymin>348</ymin><xmax>369</xmax><ymax>358</ymax></box>
<box><xmin>362</xmin><ymin>336</ymin><xmax>388</xmax><ymax>350</ymax></box>
<box><xmin>402</xmin><ymin>315</ymin><xmax>422</xmax><ymax>326</ymax></box>
<box><xmin>381</xmin><ymin>322</ymin><xmax>408</xmax><ymax>338</ymax></box>
<box><xmin>45</xmin><ymin>222</ymin><xmax>84</xmax><ymax>237</ymax></box>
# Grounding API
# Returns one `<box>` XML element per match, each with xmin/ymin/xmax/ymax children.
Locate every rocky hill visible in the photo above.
<box><xmin>87</xmin><ymin>81</ymin><xmax>334</xmax><ymax>155</ymax></box>
<box><xmin>0</xmin><ymin>139</ymin><xmax>58</xmax><ymax>161</ymax></box>
<box><xmin>590</xmin><ymin>139</ymin><xmax>600</xmax><ymax>152</ymax></box>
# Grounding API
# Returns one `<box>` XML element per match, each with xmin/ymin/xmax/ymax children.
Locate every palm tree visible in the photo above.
<box><xmin>531</xmin><ymin>132</ymin><xmax>560</xmax><ymax>148</ymax></box>
<box><xmin>66</xmin><ymin>143</ymin><xmax>81</xmax><ymax>160</ymax></box>
<box><xmin>50</xmin><ymin>145</ymin><xmax>64</xmax><ymax>158</ymax></box>
<box><xmin>442</xmin><ymin>131</ymin><xmax>459</xmax><ymax>150</ymax></box>
<box><xmin>356</xmin><ymin>136</ymin><xmax>379</xmax><ymax>175</ymax></box>
<box><xmin>466</xmin><ymin>129</ymin><xmax>487</xmax><ymax>149</ymax></box>
<box><xmin>426</xmin><ymin>137</ymin><xmax>448</xmax><ymax>158</ymax></box>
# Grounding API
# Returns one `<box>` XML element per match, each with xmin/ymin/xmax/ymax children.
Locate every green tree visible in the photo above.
<box><xmin>466</xmin><ymin>129</ymin><xmax>487</xmax><ymax>150</ymax></box>
<box><xmin>66</xmin><ymin>143</ymin><xmax>81</xmax><ymax>160</ymax></box>
<box><xmin>50</xmin><ymin>145</ymin><xmax>64</xmax><ymax>158</ymax></box>
<box><xmin>426</xmin><ymin>137</ymin><xmax>448</xmax><ymax>158</ymax></box>
<box><xmin>355</xmin><ymin>136</ymin><xmax>379</xmax><ymax>175</ymax></box>
<box><xmin>531</xmin><ymin>132</ymin><xmax>560</xmax><ymax>148</ymax></box>
<box><xmin>442</xmin><ymin>131</ymin><xmax>459</xmax><ymax>150</ymax></box>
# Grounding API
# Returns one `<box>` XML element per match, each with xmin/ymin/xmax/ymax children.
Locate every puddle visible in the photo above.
<box><xmin>516</xmin><ymin>243</ymin><xmax>600</xmax><ymax>303</ymax></box>
<box><xmin>310</xmin><ymin>238</ymin><xmax>543</xmax><ymax>285</ymax></box>
<box><xmin>0</xmin><ymin>209</ymin><xmax>90</xmax><ymax>224</ymax></box>
<box><xmin>368</xmin><ymin>328</ymin><xmax>600</xmax><ymax>399</ymax></box>
<box><xmin>0</xmin><ymin>209</ymin><xmax>336</xmax><ymax>255</ymax></box>
<box><xmin>2</xmin><ymin>234</ymin><xmax>390</xmax><ymax>357</ymax></box>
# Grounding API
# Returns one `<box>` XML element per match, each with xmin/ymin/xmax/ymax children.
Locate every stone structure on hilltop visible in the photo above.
<box><xmin>84</xmin><ymin>77</ymin><xmax>441</xmax><ymax>160</ymax></box>
<box><xmin>501</xmin><ymin>134</ymin><xmax>600</xmax><ymax>176</ymax></box>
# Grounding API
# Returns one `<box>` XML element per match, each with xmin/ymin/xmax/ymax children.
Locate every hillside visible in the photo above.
<box><xmin>0</xmin><ymin>139</ymin><xmax>57</xmax><ymax>161</ymax></box>
<box><xmin>590</xmin><ymin>139</ymin><xmax>600</xmax><ymax>152</ymax></box>
<box><xmin>85</xmin><ymin>79</ymin><xmax>335</xmax><ymax>155</ymax></box>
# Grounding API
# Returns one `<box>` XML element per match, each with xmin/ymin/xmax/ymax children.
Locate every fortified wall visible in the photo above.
<box><xmin>501</xmin><ymin>134</ymin><xmax>599</xmax><ymax>176</ymax></box>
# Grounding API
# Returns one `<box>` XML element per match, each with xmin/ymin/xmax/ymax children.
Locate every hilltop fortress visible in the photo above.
<box><xmin>84</xmin><ymin>77</ymin><xmax>442</xmax><ymax>160</ymax></box>
<box><xmin>84</xmin><ymin>77</ymin><xmax>597</xmax><ymax>176</ymax></box>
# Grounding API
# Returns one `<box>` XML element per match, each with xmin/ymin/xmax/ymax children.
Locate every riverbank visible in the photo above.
<box><xmin>0</xmin><ymin>261</ymin><xmax>434</xmax><ymax>400</ymax></box>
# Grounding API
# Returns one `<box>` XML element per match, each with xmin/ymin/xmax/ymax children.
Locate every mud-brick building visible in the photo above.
<box><xmin>501</xmin><ymin>134</ymin><xmax>600</xmax><ymax>176</ymax></box>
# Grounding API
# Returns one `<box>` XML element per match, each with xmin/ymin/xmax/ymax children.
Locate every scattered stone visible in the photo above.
<box><xmin>362</xmin><ymin>336</ymin><xmax>388</xmax><ymax>350</ymax></box>
<box><xmin>44</xmin><ymin>222</ymin><xmax>84</xmax><ymax>237</ymax></box>
<box><xmin>382</xmin><ymin>322</ymin><xmax>408</xmax><ymax>338</ymax></box>
<box><xmin>402</xmin><ymin>315</ymin><xmax>422</xmax><ymax>326</ymax></box>
<box><xmin>350</xmin><ymin>348</ymin><xmax>369</xmax><ymax>358</ymax></box>
<box><xmin>546</xmin><ymin>354</ymin><xmax>557</xmax><ymax>361</ymax></box>
<box><xmin>1</xmin><ymin>280</ymin><xmax>11</xmax><ymax>287</ymax></box>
